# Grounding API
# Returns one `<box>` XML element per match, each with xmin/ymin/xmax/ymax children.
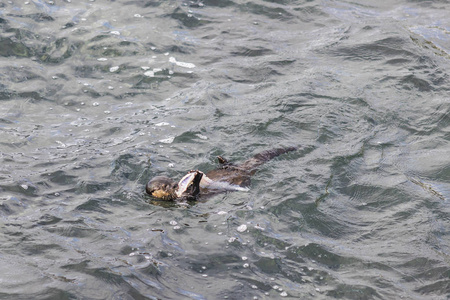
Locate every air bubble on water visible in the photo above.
<box><xmin>168</xmin><ymin>70</ymin><xmax>174</xmax><ymax>75</ymax></box>
<box><xmin>217</xmin><ymin>211</ymin><xmax>227</xmax><ymax>215</ymax></box>
<box><xmin>237</xmin><ymin>224</ymin><xmax>247</xmax><ymax>232</ymax></box>
<box><xmin>151</xmin><ymin>47</ymin><xmax>156</xmax><ymax>50</ymax></box>
<box><xmin>169</xmin><ymin>220</ymin><xmax>178</xmax><ymax>226</ymax></box>
<box><xmin>144</xmin><ymin>71</ymin><xmax>154</xmax><ymax>77</ymax></box>
<box><xmin>168</xmin><ymin>163</ymin><xmax>174</xmax><ymax>168</ymax></box>
<box><xmin>97</xmin><ymin>58</ymin><xmax>107</xmax><ymax>61</ymax></box>
<box><xmin>134</xmin><ymin>14</ymin><xmax>142</xmax><ymax>18</ymax></box>
<box><xmin>52</xmin><ymin>76</ymin><xmax>58</xmax><ymax>80</ymax></box>
<box><xmin>173</xmin><ymin>226</ymin><xmax>181</xmax><ymax>230</ymax></box>
<box><xmin>164</xmin><ymin>52</ymin><xmax>169</xmax><ymax>56</ymax></box>
<box><xmin>110</xmin><ymin>66</ymin><xmax>119</xmax><ymax>72</ymax></box>
<box><xmin>243</xmin><ymin>263</ymin><xmax>249</xmax><ymax>268</ymax></box>
<box><xmin>108</xmin><ymin>86</ymin><xmax>114</xmax><ymax>90</ymax></box>
<box><xmin>202</xmin><ymin>266</ymin><xmax>206</xmax><ymax>270</ymax></box>
<box><xmin>218</xmin><ymin>232</ymin><xmax>223</xmax><ymax>235</ymax></box>
<box><xmin>155</xmin><ymin>122</ymin><xmax>169</xmax><ymax>127</ymax></box>
<box><xmin>81</xmin><ymin>102</ymin><xmax>85</xmax><ymax>105</ymax></box>
<box><xmin>93</xmin><ymin>102</ymin><xmax>99</xmax><ymax>106</ymax></box>
<box><xmin>76</xmin><ymin>108</ymin><xmax>80</xmax><ymax>112</ymax></box>
<box><xmin>254</xmin><ymin>224</ymin><xmax>265</xmax><ymax>230</ymax></box>
<box><xmin>228</xmin><ymin>237</ymin><xmax>237</xmax><ymax>243</ymax></box>
<box><xmin>273</xmin><ymin>285</ymin><xmax>279</xmax><ymax>290</ymax></box>
<box><xmin>141</xmin><ymin>66</ymin><xmax>150</xmax><ymax>70</ymax></box>
<box><xmin>251</xmin><ymin>285</ymin><xmax>257</xmax><ymax>289</ymax></box>
<box><xmin>280</xmin><ymin>291</ymin><xmax>288</xmax><ymax>297</ymax></box>
<box><xmin>242</xmin><ymin>256</ymin><xmax>248</xmax><ymax>261</ymax></box>
<box><xmin>110</xmin><ymin>31</ymin><xmax>120</xmax><ymax>35</ymax></box>
<box><xmin>196</xmin><ymin>133</ymin><xmax>207</xmax><ymax>140</ymax></box>
<box><xmin>104</xmin><ymin>111</ymin><xmax>111</xmax><ymax>114</ymax></box>
<box><xmin>54</xmin><ymin>192</ymin><xmax>60</xmax><ymax>196</ymax></box>
<box><xmin>159</xmin><ymin>137</ymin><xmax>174</xmax><ymax>144</ymax></box>
<box><xmin>202</xmin><ymin>274</ymin><xmax>208</xmax><ymax>277</ymax></box>
<box><xmin>21</xmin><ymin>184</ymin><xmax>28</xmax><ymax>190</ymax></box>
<box><xmin>169</xmin><ymin>57</ymin><xmax>196</xmax><ymax>68</ymax></box>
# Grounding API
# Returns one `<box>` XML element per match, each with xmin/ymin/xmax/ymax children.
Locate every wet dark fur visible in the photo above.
<box><xmin>205</xmin><ymin>147</ymin><xmax>297</xmax><ymax>187</ymax></box>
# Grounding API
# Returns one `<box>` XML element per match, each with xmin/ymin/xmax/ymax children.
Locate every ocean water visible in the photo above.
<box><xmin>0</xmin><ymin>0</ymin><xmax>449</xmax><ymax>299</ymax></box>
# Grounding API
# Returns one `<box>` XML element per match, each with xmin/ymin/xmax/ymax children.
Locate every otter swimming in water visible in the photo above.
<box><xmin>146</xmin><ymin>147</ymin><xmax>297</xmax><ymax>201</ymax></box>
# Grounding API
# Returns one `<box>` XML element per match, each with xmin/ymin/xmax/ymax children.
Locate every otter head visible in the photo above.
<box><xmin>146</xmin><ymin>171</ymin><xmax>204</xmax><ymax>201</ymax></box>
<box><xmin>146</xmin><ymin>176</ymin><xmax>178</xmax><ymax>200</ymax></box>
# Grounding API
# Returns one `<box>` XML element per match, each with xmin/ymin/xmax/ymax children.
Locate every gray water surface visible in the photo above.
<box><xmin>1</xmin><ymin>0</ymin><xmax>449</xmax><ymax>299</ymax></box>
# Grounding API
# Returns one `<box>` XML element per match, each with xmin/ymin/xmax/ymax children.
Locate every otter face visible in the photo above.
<box><xmin>145</xmin><ymin>176</ymin><xmax>178</xmax><ymax>201</ymax></box>
<box><xmin>146</xmin><ymin>171</ymin><xmax>204</xmax><ymax>201</ymax></box>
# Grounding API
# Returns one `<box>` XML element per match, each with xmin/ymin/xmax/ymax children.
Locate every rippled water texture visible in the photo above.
<box><xmin>1</xmin><ymin>0</ymin><xmax>449</xmax><ymax>299</ymax></box>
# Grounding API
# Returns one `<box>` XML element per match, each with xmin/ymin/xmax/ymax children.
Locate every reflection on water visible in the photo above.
<box><xmin>1</xmin><ymin>0</ymin><xmax>449</xmax><ymax>299</ymax></box>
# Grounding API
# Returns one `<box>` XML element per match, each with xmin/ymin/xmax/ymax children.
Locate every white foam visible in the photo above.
<box><xmin>159</xmin><ymin>136</ymin><xmax>174</xmax><ymax>144</ymax></box>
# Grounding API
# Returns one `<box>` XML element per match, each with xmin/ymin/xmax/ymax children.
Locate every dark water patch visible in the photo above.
<box><xmin>225</xmin><ymin>65</ymin><xmax>281</xmax><ymax>84</ymax></box>
<box><xmin>0</xmin><ymin>182</ymin><xmax>38</xmax><ymax>197</ymax></box>
<box><xmin>20</xmin><ymin>242</ymin><xmax>66</xmax><ymax>256</ymax></box>
<box><xmin>167</xmin><ymin>7</ymin><xmax>211</xmax><ymax>28</ymax></box>
<box><xmin>293</xmin><ymin>4</ymin><xmax>330</xmax><ymax>19</ymax></box>
<box><xmin>0</xmin><ymin>289</ymin><xmax>76</xmax><ymax>300</ymax></box>
<box><xmin>42</xmin><ymin>170</ymin><xmax>77</xmax><ymax>185</ymax></box>
<box><xmin>111</xmin><ymin>153</ymin><xmax>151</xmax><ymax>182</ymax></box>
<box><xmin>414</xmin><ymin>279</ymin><xmax>450</xmax><ymax>297</ymax></box>
<box><xmin>61</xmin><ymin>260</ymin><xmax>126</xmax><ymax>286</ymax></box>
<box><xmin>252</xmin><ymin>228</ymin><xmax>292</xmax><ymax>250</ymax></box>
<box><xmin>75</xmin><ymin>198</ymin><xmax>114</xmax><ymax>214</ymax></box>
<box><xmin>7</xmin><ymin>13</ymin><xmax>54</xmax><ymax>22</ymax></box>
<box><xmin>38</xmin><ymin>38</ymin><xmax>83</xmax><ymax>64</ymax></box>
<box><xmin>230</xmin><ymin>46</ymin><xmax>274</xmax><ymax>57</ymax></box>
<box><xmin>201</xmin><ymin>0</ymin><xmax>236</xmax><ymax>8</ymax></box>
<box><xmin>6</xmin><ymin>67</ymin><xmax>45</xmax><ymax>83</ymax></box>
<box><xmin>45</xmin><ymin>222</ymin><xmax>98</xmax><ymax>238</ymax></box>
<box><xmin>399</xmin><ymin>74</ymin><xmax>432</xmax><ymax>91</ymax></box>
<box><xmin>36</xmin><ymin>213</ymin><xmax>63</xmax><ymax>226</ymax></box>
<box><xmin>0</xmin><ymin>37</ymin><xmax>33</xmax><ymax>57</ymax></box>
<box><xmin>254</xmin><ymin>256</ymin><xmax>282</xmax><ymax>273</ymax></box>
<box><xmin>330</xmin><ymin>37</ymin><xmax>418</xmax><ymax>62</ymax></box>
<box><xmin>240</xmin><ymin>2</ymin><xmax>294</xmax><ymax>20</ymax></box>
<box><xmin>385</xmin><ymin>58</ymin><xmax>411</xmax><ymax>65</ymax></box>
<box><xmin>326</xmin><ymin>284</ymin><xmax>383</xmax><ymax>299</ymax></box>
<box><xmin>76</xmin><ymin>181</ymin><xmax>111</xmax><ymax>194</ymax></box>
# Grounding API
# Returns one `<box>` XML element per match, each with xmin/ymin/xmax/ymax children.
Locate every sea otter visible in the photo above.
<box><xmin>146</xmin><ymin>147</ymin><xmax>297</xmax><ymax>201</ymax></box>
